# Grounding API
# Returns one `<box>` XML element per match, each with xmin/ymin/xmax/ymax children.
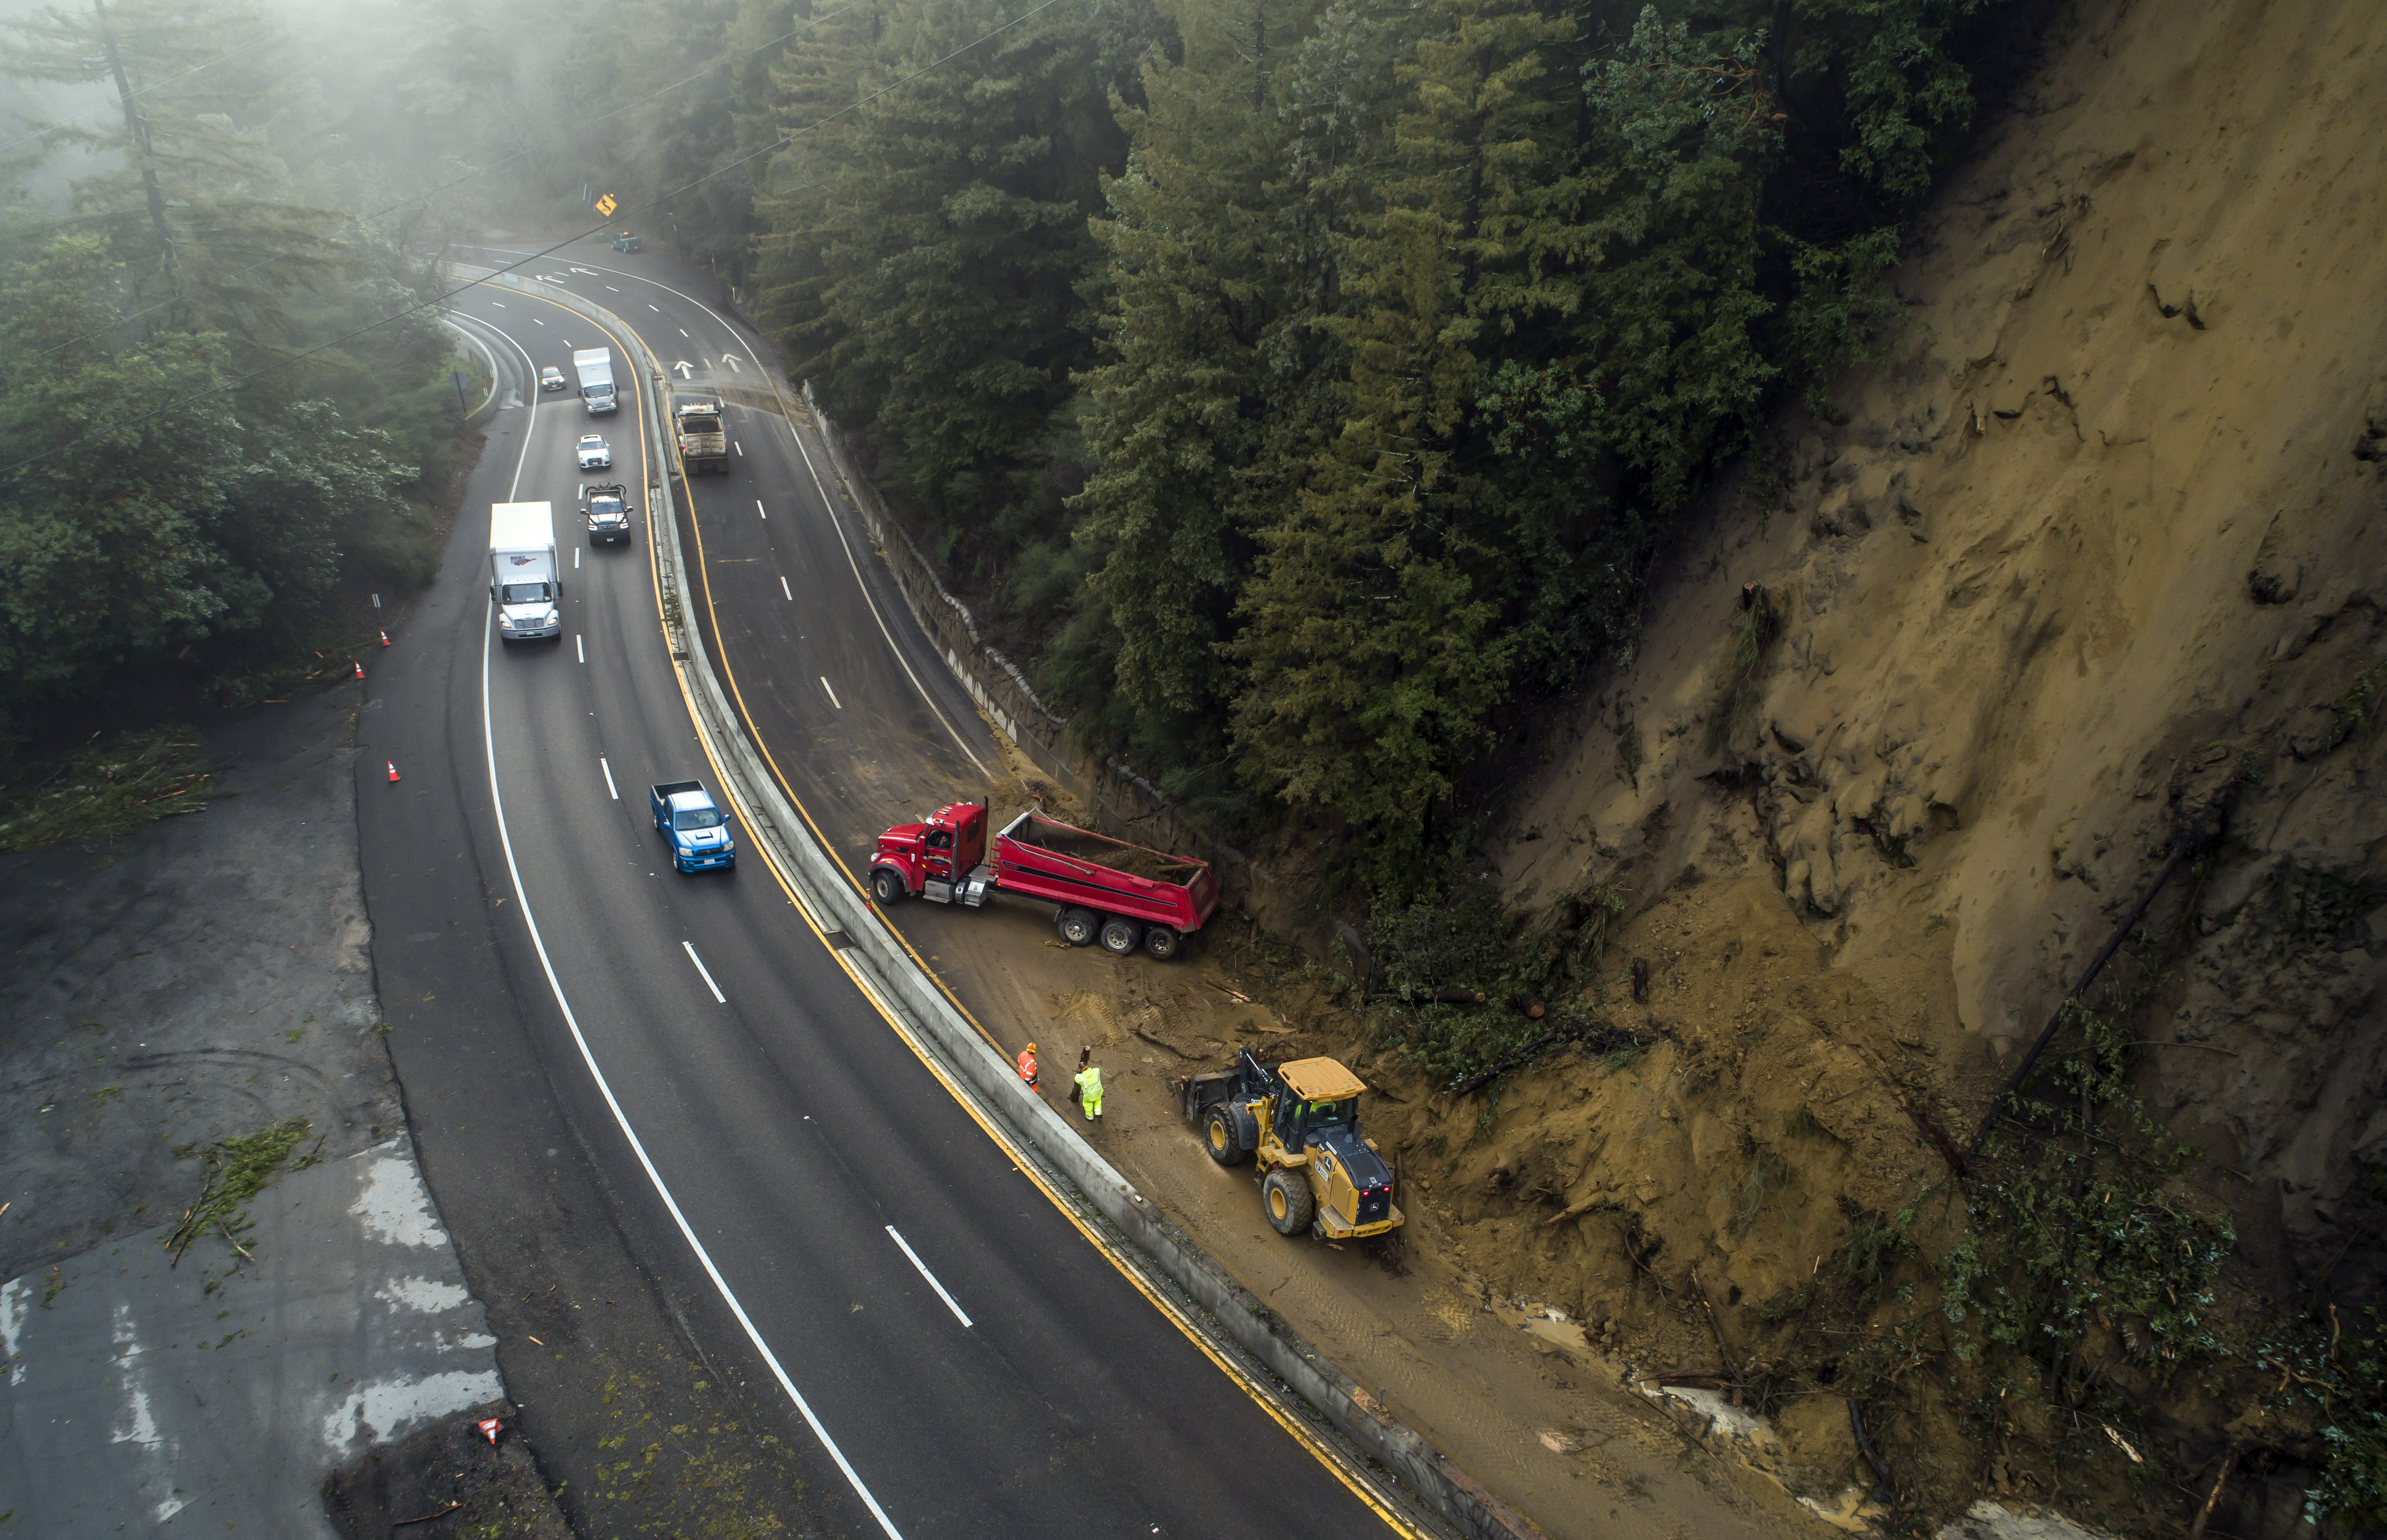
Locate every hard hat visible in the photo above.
<box><xmin>1025</xmin><ymin>1042</ymin><xmax>1037</xmax><ymax>1053</ymax></box>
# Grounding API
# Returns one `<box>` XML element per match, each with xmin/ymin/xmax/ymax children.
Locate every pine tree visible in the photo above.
<box><xmin>1072</xmin><ymin>0</ymin><xmax>1324</xmax><ymax>722</ymax></box>
<box><xmin>1229</xmin><ymin>0</ymin><xmax>1586</xmax><ymax>879</ymax></box>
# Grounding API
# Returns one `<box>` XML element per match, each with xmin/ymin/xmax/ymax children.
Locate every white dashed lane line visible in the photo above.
<box><xmin>682</xmin><ymin>941</ymin><xmax>727</xmax><ymax>1003</ymax></box>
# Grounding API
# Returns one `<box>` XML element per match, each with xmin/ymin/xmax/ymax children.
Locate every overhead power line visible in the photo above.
<box><xmin>0</xmin><ymin>0</ymin><xmax>1080</xmax><ymax>479</ymax></box>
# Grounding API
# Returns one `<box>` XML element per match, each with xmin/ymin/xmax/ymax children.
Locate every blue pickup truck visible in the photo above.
<box><xmin>650</xmin><ymin>780</ymin><xmax>736</xmax><ymax>873</ymax></box>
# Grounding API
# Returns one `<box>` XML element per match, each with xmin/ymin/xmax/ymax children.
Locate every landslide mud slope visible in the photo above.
<box><xmin>1415</xmin><ymin>0</ymin><xmax>2387</xmax><ymax>1530</ymax></box>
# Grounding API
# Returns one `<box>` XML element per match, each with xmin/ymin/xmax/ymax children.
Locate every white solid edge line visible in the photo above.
<box><xmin>781</xmin><ymin>575</ymin><xmax>793</xmax><ymax>601</ymax></box>
<box><xmin>477</xmin><ymin>247</ymin><xmax>990</xmax><ymax>780</ymax></box>
<box><xmin>475</xmin><ymin>312</ymin><xmax>903</xmax><ymax>1540</ymax></box>
<box><xmin>601</xmin><ymin>757</ymin><xmax>619</xmax><ymax>800</ymax></box>
<box><xmin>886</xmin><ymin>1227</ymin><xmax>973</xmax><ymax>1329</ymax></box>
<box><xmin>821</xmin><ymin>677</ymin><xmax>841</xmax><ymax>710</ymax></box>
<box><xmin>682</xmin><ymin>941</ymin><xmax>728</xmax><ymax>1004</ymax></box>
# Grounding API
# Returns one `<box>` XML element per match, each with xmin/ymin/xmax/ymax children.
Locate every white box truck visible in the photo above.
<box><xmin>489</xmin><ymin>502</ymin><xmax>561</xmax><ymax>642</ymax></box>
<box><xmin>572</xmin><ymin>348</ymin><xmax>617</xmax><ymax>415</ymax></box>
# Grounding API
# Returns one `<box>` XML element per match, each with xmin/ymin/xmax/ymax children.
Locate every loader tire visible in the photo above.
<box><xmin>1099</xmin><ymin>916</ymin><xmax>1142</xmax><ymax>956</ymax></box>
<box><xmin>1204</xmin><ymin>1104</ymin><xmax>1252</xmax><ymax>1167</ymax></box>
<box><xmin>1263</xmin><ymin>1170</ymin><xmax>1315</xmax><ymax>1237</ymax></box>
<box><xmin>1057</xmin><ymin>906</ymin><xmax>1099</xmax><ymax>947</ymax></box>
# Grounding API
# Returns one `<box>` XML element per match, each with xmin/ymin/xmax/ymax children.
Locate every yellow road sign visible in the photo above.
<box><xmin>594</xmin><ymin>193</ymin><xmax>617</xmax><ymax>217</ymax></box>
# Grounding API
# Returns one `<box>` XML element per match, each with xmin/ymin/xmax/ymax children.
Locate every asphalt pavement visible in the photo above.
<box><xmin>368</xmin><ymin>251</ymin><xmax>1398</xmax><ymax>1538</ymax></box>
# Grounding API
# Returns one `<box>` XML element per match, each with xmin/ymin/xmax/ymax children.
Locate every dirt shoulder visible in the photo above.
<box><xmin>886</xmin><ymin>738</ymin><xmax>1819</xmax><ymax>1540</ymax></box>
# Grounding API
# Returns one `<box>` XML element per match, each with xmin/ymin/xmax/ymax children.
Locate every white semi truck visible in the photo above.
<box><xmin>489</xmin><ymin>502</ymin><xmax>561</xmax><ymax>642</ymax></box>
<box><xmin>572</xmin><ymin>348</ymin><xmax>617</xmax><ymax>415</ymax></box>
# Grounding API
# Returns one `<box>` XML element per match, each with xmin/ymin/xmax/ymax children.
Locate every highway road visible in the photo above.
<box><xmin>356</xmin><ymin>243</ymin><xmax>1404</xmax><ymax>1537</ymax></box>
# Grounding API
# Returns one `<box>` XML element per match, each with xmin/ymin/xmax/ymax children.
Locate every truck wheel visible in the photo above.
<box><xmin>1203</xmin><ymin>1104</ymin><xmax>1252</xmax><ymax>1167</ymax></box>
<box><xmin>1057</xmin><ymin>907</ymin><xmax>1098</xmax><ymax>947</ymax></box>
<box><xmin>870</xmin><ymin>868</ymin><xmax>906</xmax><ymax>906</ymax></box>
<box><xmin>1098</xmin><ymin>916</ymin><xmax>1141</xmax><ymax>956</ymax></box>
<box><xmin>1263</xmin><ymin>1170</ymin><xmax>1315</xmax><ymax>1237</ymax></box>
<box><xmin>1143</xmin><ymin>926</ymin><xmax>1180</xmax><ymax>961</ymax></box>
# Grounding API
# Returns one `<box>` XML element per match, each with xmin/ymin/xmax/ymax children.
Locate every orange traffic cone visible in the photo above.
<box><xmin>352</xmin><ymin>661</ymin><xmax>365</xmax><ymax>679</ymax></box>
<box><xmin>478</xmin><ymin>1418</ymin><xmax>500</xmax><ymax>1445</ymax></box>
<box><xmin>379</xmin><ymin>630</ymin><xmax>391</xmax><ymax>647</ymax></box>
<box><xmin>386</xmin><ymin>761</ymin><xmax>401</xmax><ymax>784</ymax></box>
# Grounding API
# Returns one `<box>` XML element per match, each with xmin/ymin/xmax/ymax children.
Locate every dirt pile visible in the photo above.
<box><xmin>1341</xmin><ymin>0</ymin><xmax>2387</xmax><ymax>1532</ymax></box>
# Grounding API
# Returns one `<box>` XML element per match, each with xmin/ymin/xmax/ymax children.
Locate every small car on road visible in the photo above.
<box><xmin>576</xmin><ymin>434</ymin><xmax>612</xmax><ymax>470</ymax></box>
<box><xmin>539</xmin><ymin>366</ymin><xmax>568</xmax><ymax>393</ymax></box>
<box><xmin>611</xmin><ymin>231</ymin><xmax>642</xmax><ymax>253</ymax></box>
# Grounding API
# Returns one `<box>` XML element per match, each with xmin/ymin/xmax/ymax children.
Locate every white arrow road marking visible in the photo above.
<box><xmin>683</xmin><ymin>942</ymin><xmax>726</xmax><ymax>1003</ymax></box>
<box><xmin>886</xmin><ymin>1228</ymin><xmax>973</xmax><ymax>1328</ymax></box>
<box><xmin>821</xmin><ymin>677</ymin><xmax>841</xmax><ymax>709</ymax></box>
<box><xmin>674</xmin><ymin>361</ymin><xmax>695</xmax><ymax>379</ymax></box>
<box><xmin>601</xmin><ymin>758</ymin><xmax>618</xmax><ymax>799</ymax></box>
<box><xmin>720</xmin><ymin>354</ymin><xmax>743</xmax><ymax>373</ymax></box>
<box><xmin>570</xmin><ymin>265</ymin><xmax>598</xmax><ymax>275</ymax></box>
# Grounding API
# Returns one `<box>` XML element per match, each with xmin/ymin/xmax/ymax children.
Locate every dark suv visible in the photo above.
<box><xmin>610</xmin><ymin>231</ymin><xmax>642</xmax><ymax>253</ymax></box>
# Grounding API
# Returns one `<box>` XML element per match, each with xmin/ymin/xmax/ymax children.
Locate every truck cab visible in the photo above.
<box><xmin>871</xmin><ymin>802</ymin><xmax>989</xmax><ymax>905</ymax></box>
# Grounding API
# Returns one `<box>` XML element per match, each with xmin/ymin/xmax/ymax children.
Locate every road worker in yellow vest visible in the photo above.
<box><xmin>1074</xmin><ymin>1058</ymin><xmax>1104</xmax><ymax>1122</ymax></box>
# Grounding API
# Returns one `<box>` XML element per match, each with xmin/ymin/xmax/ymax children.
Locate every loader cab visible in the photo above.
<box><xmin>1272</xmin><ymin>1058</ymin><xmax>1367</xmax><ymax>1151</ymax></box>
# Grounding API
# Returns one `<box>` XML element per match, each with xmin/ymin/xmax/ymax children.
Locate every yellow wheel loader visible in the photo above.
<box><xmin>1179</xmin><ymin>1050</ymin><xmax>1404</xmax><ymax>1242</ymax></box>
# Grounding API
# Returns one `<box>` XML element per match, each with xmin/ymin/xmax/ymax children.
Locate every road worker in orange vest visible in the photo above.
<box><xmin>1016</xmin><ymin>1042</ymin><xmax>1039</xmax><ymax>1087</ymax></box>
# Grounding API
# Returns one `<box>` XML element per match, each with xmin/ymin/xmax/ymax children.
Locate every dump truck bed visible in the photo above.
<box><xmin>991</xmin><ymin>810</ymin><xmax>1219</xmax><ymax>931</ymax></box>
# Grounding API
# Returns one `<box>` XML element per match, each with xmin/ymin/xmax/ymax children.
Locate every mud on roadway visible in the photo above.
<box><xmin>881</xmin><ymin>741</ymin><xmax>1822</xmax><ymax>1540</ymax></box>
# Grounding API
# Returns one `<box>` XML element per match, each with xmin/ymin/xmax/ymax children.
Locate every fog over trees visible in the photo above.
<box><xmin>0</xmin><ymin>0</ymin><xmax>2010</xmax><ymax>890</ymax></box>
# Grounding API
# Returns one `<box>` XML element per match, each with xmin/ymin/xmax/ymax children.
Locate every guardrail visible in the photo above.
<box><xmin>440</xmin><ymin>265</ymin><xmax>1540</xmax><ymax>1540</ymax></box>
<box><xmin>793</xmin><ymin>383</ymin><xmax>1371</xmax><ymax>980</ymax></box>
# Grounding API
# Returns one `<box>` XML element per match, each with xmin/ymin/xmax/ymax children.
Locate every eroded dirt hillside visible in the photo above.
<box><xmin>1328</xmin><ymin>0</ymin><xmax>2385</xmax><ymax>1532</ymax></box>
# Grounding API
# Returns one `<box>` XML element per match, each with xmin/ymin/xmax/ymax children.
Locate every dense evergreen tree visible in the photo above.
<box><xmin>0</xmin><ymin>0</ymin><xmax>2009</xmax><ymax>867</ymax></box>
<box><xmin>763</xmin><ymin>0</ymin><xmax>1165</xmax><ymax>564</ymax></box>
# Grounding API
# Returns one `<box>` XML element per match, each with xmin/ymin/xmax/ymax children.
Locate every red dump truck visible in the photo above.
<box><xmin>867</xmin><ymin>803</ymin><xmax>1217</xmax><ymax>960</ymax></box>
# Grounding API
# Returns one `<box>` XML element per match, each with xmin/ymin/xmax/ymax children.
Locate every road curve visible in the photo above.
<box><xmin>362</xmin><ymin>257</ymin><xmax>1402</xmax><ymax>1537</ymax></box>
